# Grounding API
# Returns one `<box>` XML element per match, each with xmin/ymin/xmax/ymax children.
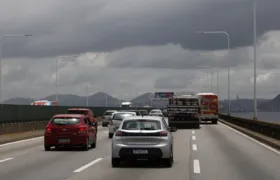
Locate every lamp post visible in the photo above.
<box><xmin>253</xmin><ymin>0</ymin><xmax>257</xmax><ymax>120</ymax></box>
<box><xmin>55</xmin><ymin>55</ymin><xmax>78</xmax><ymax>103</ymax></box>
<box><xmin>0</xmin><ymin>35</ymin><xmax>32</xmax><ymax>105</ymax></box>
<box><xmin>196</xmin><ymin>31</ymin><xmax>231</xmax><ymax>115</ymax></box>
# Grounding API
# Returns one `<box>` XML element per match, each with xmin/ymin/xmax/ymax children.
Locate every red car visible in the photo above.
<box><xmin>67</xmin><ymin>108</ymin><xmax>98</xmax><ymax>131</ymax></box>
<box><xmin>44</xmin><ymin>114</ymin><xmax>97</xmax><ymax>151</ymax></box>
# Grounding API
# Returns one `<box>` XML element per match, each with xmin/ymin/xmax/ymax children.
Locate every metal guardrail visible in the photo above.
<box><xmin>219</xmin><ymin>114</ymin><xmax>280</xmax><ymax>140</ymax></box>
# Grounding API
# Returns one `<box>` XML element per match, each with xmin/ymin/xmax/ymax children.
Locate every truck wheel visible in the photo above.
<box><xmin>194</xmin><ymin>123</ymin><xmax>200</xmax><ymax>129</ymax></box>
<box><xmin>212</xmin><ymin>119</ymin><xmax>218</xmax><ymax>124</ymax></box>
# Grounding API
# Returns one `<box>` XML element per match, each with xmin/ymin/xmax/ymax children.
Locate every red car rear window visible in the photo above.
<box><xmin>51</xmin><ymin>118</ymin><xmax>81</xmax><ymax>125</ymax></box>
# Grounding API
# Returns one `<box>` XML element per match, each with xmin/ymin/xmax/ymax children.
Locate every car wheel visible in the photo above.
<box><xmin>82</xmin><ymin>138</ymin><xmax>89</xmax><ymax>151</ymax></box>
<box><xmin>163</xmin><ymin>148</ymin><xmax>173</xmax><ymax>167</ymax></box>
<box><xmin>212</xmin><ymin>119</ymin><xmax>218</xmax><ymax>124</ymax></box>
<box><xmin>112</xmin><ymin>158</ymin><xmax>121</xmax><ymax>167</ymax></box>
<box><xmin>91</xmin><ymin>137</ymin><xmax>97</xmax><ymax>148</ymax></box>
<box><xmin>109</xmin><ymin>133</ymin><xmax>113</xmax><ymax>138</ymax></box>
<box><xmin>44</xmin><ymin>145</ymin><xmax>51</xmax><ymax>151</ymax></box>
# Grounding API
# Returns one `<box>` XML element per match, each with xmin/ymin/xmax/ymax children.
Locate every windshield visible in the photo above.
<box><xmin>151</xmin><ymin>110</ymin><xmax>161</xmax><ymax>114</ymax></box>
<box><xmin>112</xmin><ymin>113</ymin><xmax>134</xmax><ymax>121</ymax></box>
<box><xmin>67</xmin><ymin>110</ymin><xmax>88</xmax><ymax>115</ymax></box>
<box><xmin>51</xmin><ymin>118</ymin><xmax>81</xmax><ymax>125</ymax></box>
<box><xmin>122</xmin><ymin>120</ymin><xmax>161</xmax><ymax>130</ymax></box>
<box><xmin>150</xmin><ymin>114</ymin><xmax>163</xmax><ymax>117</ymax></box>
<box><xmin>104</xmin><ymin>111</ymin><xmax>114</xmax><ymax>116</ymax></box>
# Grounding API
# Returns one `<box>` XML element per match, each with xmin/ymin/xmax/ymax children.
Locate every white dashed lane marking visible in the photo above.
<box><xmin>192</xmin><ymin>136</ymin><xmax>196</xmax><ymax>140</ymax></box>
<box><xmin>0</xmin><ymin>158</ymin><xmax>14</xmax><ymax>163</ymax></box>
<box><xmin>192</xmin><ymin>144</ymin><xmax>198</xmax><ymax>151</ymax></box>
<box><xmin>73</xmin><ymin>158</ymin><xmax>103</xmax><ymax>173</ymax></box>
<box><xmin>193</xmin><ymin>159</ymin><xmax>201</xmax><ymax>174</ymax></box>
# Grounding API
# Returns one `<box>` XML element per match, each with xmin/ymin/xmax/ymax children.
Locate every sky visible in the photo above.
<box><xmin>1</xmin><ymin>0</ymin><xmax>280</xmax><ymax>101</ymax></box>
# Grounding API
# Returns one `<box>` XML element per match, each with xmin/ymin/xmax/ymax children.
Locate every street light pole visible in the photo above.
<box><xmin>86</xmin><ymin>84</ymin><xmax>89</xmax><ymax>107</ymax></box>
<box><xmin>196</xmin><ymin>31</ymin><xmax>231</xmax><ymax>115</ymax></box>
<box><xmin>0</xmin><ymin>35</ymin><xmax>32</xmax><ymax>105</ymax></box>
<box><xmin>253</xmin><ymin>0</ymin><xmax>257</xmax><ymax>120</ymax></box>
<box><xmin>55</xmin><ymin>55</ymin><xmax>78</xmax><ymax>103</ymax></box>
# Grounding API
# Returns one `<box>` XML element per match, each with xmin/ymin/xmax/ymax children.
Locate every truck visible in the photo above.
<box><xmin>120</xmin><ymin>102</ymin><xmax>132</xmax><ymax>108</ymax></box>
<box><xmin>31</xmin><ymin>100</ymin><xmax>58</xmax><ymax>106</ymax></box>
<box><xmin>167</xmin><ymin>94</ymin><xmax>201</xmax><ymax>129</ymax></box>
<box><xmin>196</xmin><ymin>93</ymin><xmax>219</xmax><ymax>124</ymax></box>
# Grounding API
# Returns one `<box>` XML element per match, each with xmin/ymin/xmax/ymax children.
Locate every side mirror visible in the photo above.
<box><xmin>91</xmin><ymin>122</ymin><xmax>97</xmax><ymax>126</ymax></box>
<box><xmin>168</xmin><ymin>127</ymin><xmax>177</xmax><ymax>132</ymax></box>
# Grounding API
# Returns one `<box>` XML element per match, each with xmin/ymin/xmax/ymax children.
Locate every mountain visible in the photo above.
<box><xmin>219</xmin><ymin>98</ymin><xmax>270</xmax><ymax>112</ymax></box>
<box><xmin>3</xmin><ymin>92</ymin><xmax>121</xmax><ymax>107</ymax></box>
<box><xmin>258</xmin><ymin>94</ymin><xmax>280</xmax><ymax>111</ymax></box>
<box><xmin>130</xmin><ymin>92</ymin><xmax>168</xmax><ymax>108</ymax></box>
<box><xmin>3</xmin><ymin>97</ymin><xmax>35</xmax><ymax>105</ymax></box>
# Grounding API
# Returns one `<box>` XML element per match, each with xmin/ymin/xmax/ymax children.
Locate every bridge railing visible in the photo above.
<box><xmin>219</xmin><ymin>114</ymin><xmax>280</xmax><ymax>141</ymax></box>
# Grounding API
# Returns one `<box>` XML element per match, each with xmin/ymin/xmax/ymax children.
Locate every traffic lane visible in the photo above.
<box><xmin>0</xmin><ymin>126</ymin><xmax>109</xmax><ymax>158</ymax></box>
<box><xmin>0</xmin><ymin>132</ymin><xmax>111</xmax><ymax>180</ymax></box>
<box><xmin>193</xmin><ymin>123</ymin><xmax>280</xmax><ymax>180</ymax></box>
<box><xmin>64</xmin><ymin>129</ymin><xmax>193</xmax><ymax>180</ymax></box>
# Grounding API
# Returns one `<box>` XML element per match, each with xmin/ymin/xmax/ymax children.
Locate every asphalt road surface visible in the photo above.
<box><xmin>0</xmin><ymin>121</ymin><xmax>279</xmax><ymax>180</ymax></box>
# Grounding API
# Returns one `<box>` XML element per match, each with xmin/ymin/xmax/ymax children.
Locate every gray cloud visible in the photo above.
<box><xmin>0</xmin><ymin>0</ymin><xmax>279</xmax><ymax>59</ymax></box>
<box><xmin>1</xmin><ymin>0</ymin><xmax>280</xmax><ymax>102</ymax></box>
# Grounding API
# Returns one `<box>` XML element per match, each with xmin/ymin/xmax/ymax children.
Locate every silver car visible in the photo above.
<box><xmin>111</xmin><ymin>116</ymin><xmax>177</xmax><ymax>167</ymax></box>
<box><xmin>150</xmin><ymin>109</ymin><xmax>163</xmax><ymax>114</ymax></box>
<box><xmin>102</xmin><ymin>110</ymin><xmax>118</xmax><ymax>127</ymax></box>
<box><xmin>149</xmin><ymin>112</ymin><xmax>164</xmax><ymax>117</ymax></box>
<box><xmin>108</xmin><ymin>112</ymin><xmax>136</xmax><ymax>138</ymax></box>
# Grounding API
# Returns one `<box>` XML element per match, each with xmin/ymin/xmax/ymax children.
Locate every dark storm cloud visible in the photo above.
<box><xmin>0</xmin><ymin>0</ymin><xmax>279</xmax><ymax>58</ymax></box>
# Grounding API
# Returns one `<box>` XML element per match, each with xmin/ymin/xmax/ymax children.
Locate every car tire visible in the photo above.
<box><xmin>112</xmin><ymin>158</ymin><xmax>121</xmax><ymax>167</ymax></box>
<box><xmin>82</xmin><ymin>138</ymin><xmax>89</xmax><ymax>151</ymax></box>
<box><xmin>109</xmin><ymin>133</ymin><xmax>113</xmax><ymax>138</ymax></box>
<box><xmin>163</xmin><ymin>148</ymin><xmax>173</xmax><ymax>167</ymax></box>
<box><xmin>212</xmin><ymin>119</ymin><xmax>218</xmax><ymax>124</ymax></box>
<box><xmin>44</xmin><ymin>145</ymin><xmax>51</xmax><ymax>151</ymax></box>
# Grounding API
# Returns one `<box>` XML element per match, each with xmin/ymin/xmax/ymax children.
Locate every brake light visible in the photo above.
<box><xmin>159</xmin><ymin>131</ymin><xmax>168</xmax><ymax>136</ymax></box>
<box><xmin>77</xmin><ymin>127</ymin><xmax>86</xmax><ymax>134</ymax></box>
<box><xmin>109</xmin><ymin>119</ymin><xmax>113</xmax><ymax>125</ymax></box>
<box><xmin>115</xmin><ymin>131</ymin><xmax>122</xmax><ymax>136</ymax></box>
<box><xmin>45</xmin><ymin>127</ymin><xmax>52</xmax><ymax>133</ymax></box>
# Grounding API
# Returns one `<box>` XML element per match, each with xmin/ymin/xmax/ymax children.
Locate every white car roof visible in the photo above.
<box><xmin>112</xmin><ymin>111</ymin><xmax>136</xmax><ymax>115</ymax></box>
<box><xmin>122</xmin><ymin>115</ymin><xmax>163</xmax><ymax>121</ymax></box>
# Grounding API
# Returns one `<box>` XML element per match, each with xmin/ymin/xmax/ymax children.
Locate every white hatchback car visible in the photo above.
<box><xmin>108</xmin><ymin>112</ymin><xmax>136</xmax><ymax>138</ymax></box>
<box><xmin>111</xmin><ymin>116</ymin><xmax>177</xmax><ymax>167</ymax></box>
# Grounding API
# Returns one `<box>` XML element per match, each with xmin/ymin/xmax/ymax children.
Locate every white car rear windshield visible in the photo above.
<box><xmin>113</xmin><ymin>113</ymin><xmax>134</xmax><ymax>121</ymax></box>
<box><xmin>122</xmin><ymin>120</ymin><xmax>161</xmax><ymax>130</ymax></box>
<box><xmin>52</xmin><ymin>118</ymin><xmax>81</xmax><ymax>125</ymax></box>
<box><xmin>104</xmin><ymin>112</ymin><xmax>114</xmax><ymax>116</ymax></box>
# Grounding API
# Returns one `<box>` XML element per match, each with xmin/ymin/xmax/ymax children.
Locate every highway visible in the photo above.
<box><xmin>0</xmin><ymin>121</ymin><xmax>279</xmax><ymax>180</ymax></box>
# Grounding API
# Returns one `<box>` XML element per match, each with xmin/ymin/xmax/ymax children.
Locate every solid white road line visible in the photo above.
<box><xmin>192</xmin><ymin>144</ymin><xmax>198</xmax><ymax>151</ymax></box>
<box><xmin>193</xmin><ymin>159</ymin><xmax>201</xmax><ymax>174</ymax></box>
<box><xmin>220</xmin><ymin>122</ymin><xmax>280</xmax><ymax>155</ymax></box>
<box><xmin>73</xmin><ymin>158</ymin><xmax>103</xmax><ymax>173</ymax></box>
<box><xmin>192</xmin><ymin>136</ymin><xmax>196</xmax><ymax>140</ymax></box>
<box><xmin>0</xmin><ymin>137</ymin><xmax>43</xmax><ymax>147</ymax></box>
<box><xmin>192</xmin><ymin>130</ymin><xmax>195</xmax><ymax>134</ymax></box>
<box><xmin>0</xmin><ymin>158</ymin><xmax>14</xmax><ymax>163</ymax></box>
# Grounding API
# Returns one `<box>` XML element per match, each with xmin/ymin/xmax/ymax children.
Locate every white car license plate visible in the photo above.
<box><xmin>133</xmin><ymin>149</ymin><xmax>148</xmax><ymax>154</ymax></box>
<box><xmin>58</xmin><ymin>139</ymin><xmax>70</xmax><ymax>144</ymax></box>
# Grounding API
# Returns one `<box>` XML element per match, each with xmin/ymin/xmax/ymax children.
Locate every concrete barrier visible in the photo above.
<box><xmin>218</xmin><ymin>113</ymin><xmax>280</xmax><ymax>150</ymax></box>
<box><xmin>0</xmin><ymin>104</ymin><xmax>153</xmax><ymax>124</ymax></box>
<box><xmin>0</xmin><ymin>121</ymin><xmax>49</xmax><ymax>135</ymax></box>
